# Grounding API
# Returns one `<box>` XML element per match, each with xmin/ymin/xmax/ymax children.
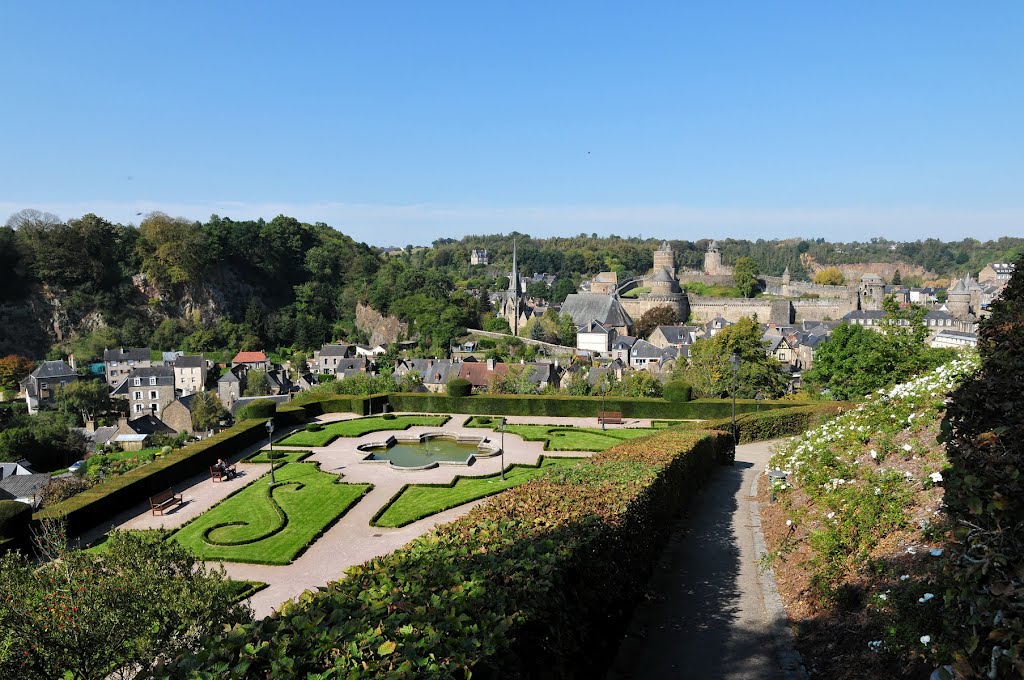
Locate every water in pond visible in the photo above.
<box><xmin>369</xmin><ymin>439</ymin><xmax>481</xmax><ymax>467</ymax></box>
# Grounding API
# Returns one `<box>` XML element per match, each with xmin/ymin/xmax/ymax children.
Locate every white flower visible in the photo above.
<box><xmin>920</xmin><ymin>635</ymin><xmax>931</xmax><ymax>645</ymax></box>
<box><xmin>878</xmin><ymin>593</ymin><xmax>888</xmax><ymax>601</ymax></box>
<box><xmin>929</xmin><ymin>471</ymin><xmax>943</xmax><ymax>483</ymax></box>
<box><xmin>826</xmin><ymin>512</ymin><xmax>835</xmax><ymax>520</ymax></box>
<box><xmin>929</xmin><ymin>548</ymin><xmax>944</xmax><ymax>557</ymax></box>
<box><xmin>870</xmin><ymin>450</ymin><xmax>878</xmax><ymax>459</ymax></box>
<box><xmin>919</xmin><ymin>593</ymin><xmax>935</xmax><ymax>603</ymax></box>
<box><xmin>874</xmin><ymin>487</ymin><xmax>882</xmax><ymax>495</ymax></box>
<box><xmin>900</xmin><ymin>574</ymin><xmax>910</xmax><ymax>581</ymax></box>
<box><xmin>903</xmin><ymin>443</ymin><xmax>913</xmax><ymax>452</ymax></box>
<box><xmin>906</xmin><ymin>547</ymin><xmax>917</xmax><ymax>555</ymax></box>
<box><xmin>785</xmin><ymin>519</ymin><xmax>793</xmax><ymax>527</ymax></box>
<box><xmin>868</xmin><ymin>640</ymin><xmax>882</xmax><ymax>651</ymax></box>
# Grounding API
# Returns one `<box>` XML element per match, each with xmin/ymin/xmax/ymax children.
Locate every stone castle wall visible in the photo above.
<box><xmin>677</xmin><ymin>273</ymin><xmax>737</xmax><ymax>287</ymax></box>
<box><xmin>687</xmin><ymin>297</ymin><xmax>792</xmax><ymax>325</ymax></box>
<box><xmin>619</xmin><ymin>295</ymin><xmax>690</xmax><ymax>325</ymax></box>
<box><xmin>790</xmin><ymin>298</ymin><xmax>859</xmax><ymax>321</ymax></box>
<box><xmin>762</xmin><ymin>276</ymin><xmax>854</xmax><ymax>299</ymax></box>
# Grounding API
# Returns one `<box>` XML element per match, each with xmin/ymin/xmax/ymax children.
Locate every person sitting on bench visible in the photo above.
<box><xmin>215</xmin><ymin>458</ymin><xmax>237</xmax><ymax>480</ymax></box>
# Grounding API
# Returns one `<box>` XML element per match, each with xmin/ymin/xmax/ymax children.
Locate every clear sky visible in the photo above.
<box><xmin>1</xmin><ymin>2</ymin><xmax>1021</xmax><ymax>245</ymax></box>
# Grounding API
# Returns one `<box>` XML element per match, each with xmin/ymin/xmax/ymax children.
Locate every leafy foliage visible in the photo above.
<box><xmin>446</xmin><ymin>377</ymin><xmax>472</xmax><ymax>397</ymax></box>
<box><xmin>189</xmin><ymin>390</ymin><xmax>228</xmax><ymax>431</ymax></box>
<box><xmin>0</xmin><ymin>525</ymin><xmax>251</xmax><ymax>680</ymax></box>
<box><xmin>733</xmin><ymin>255</ymin><xmax>760</xmax><ymax>297</ymax></box>
<box><xmin>680</xmin><ymin>317</ymin><xmax>788</xmax><ymax>399</ymax></box>
<box><xmin>941</xmin><ymin>255</ymin><xmax>1024</xmax><ymax>678</ymax></box>
<box><xmin>0</xmin><ymin>354</ymin><xmax>34</xmax><ymax>393</ymax></box>
<box><xmin>0</xmin><ymin>411</ymin><xmax>87</xmax><ymax>471</ymax></box>
<box><xmin>663</xmin><ymin>380</ymin><xmax>692</xmax><ymax>402</ymax></box>
<box><xmin>812</xmin><ymin>266</ymin><xmax>846</xmax><ymax>285</ymax></box>
<box><xmin>635</xmin><ymin>305</ymin><xmax>681</xmax><ymax>339</ymax></box>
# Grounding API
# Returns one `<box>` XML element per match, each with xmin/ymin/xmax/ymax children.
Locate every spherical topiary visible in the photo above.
<box><xmin>237</xmin><ymin>399</ymin><xmax>277</xmax><ymax>420</ymax></box>
<box><xmin>447</xmin><ymin>378</ymin><xmax>472</xmax><ymax>398</ymax></box>
<box><xmin>663</xmin><ymin>380</ymin><xmax>692</xmax><ymax>403</ymax></box>
<box><xmin>477</xmin><ymin>416</ymin><xmax>493</xmax><ymax>425</ymax></box>
<box><xmin>0</xmin><ymin>500</ymin><xmax>31</xmax><ymax>540</ymax></box>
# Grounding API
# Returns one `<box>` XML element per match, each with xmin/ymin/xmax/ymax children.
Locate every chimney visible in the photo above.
<box><xmin>117</xmin><ymin>416</ymin><xmax>128</xmax><ymax>431</ymax></box>
<box><xmin>486</xmin><ymin>358</ymin><xmax>495</xmax><ymax>370</ymax></box>
<box><xmin>85</xmin><ymin>420</ymin><xmax>96</xmax><ymax>433</ymax></box>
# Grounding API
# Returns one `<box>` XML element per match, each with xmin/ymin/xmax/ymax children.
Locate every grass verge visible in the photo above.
<box><xmin>463</xmin><ymin>416</ymin><xmax>657</xmax><ymax>451</ymax></box>
<box><xmin>371</xmin><ymin>456</ymin><xmax>584</xmax><ymax>528</ymax></box>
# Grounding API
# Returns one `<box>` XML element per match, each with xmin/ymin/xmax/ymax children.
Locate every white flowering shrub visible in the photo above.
<box><xmin>767</xmin><ymin>355</ymin><xmax>979</xmax><ymax>604</ymax></box>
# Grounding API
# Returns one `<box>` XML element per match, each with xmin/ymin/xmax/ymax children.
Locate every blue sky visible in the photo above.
<box><xmin>1</xmin><ymin>2</ymin><xmax>1021</xmax><ymax>245</ymax></box>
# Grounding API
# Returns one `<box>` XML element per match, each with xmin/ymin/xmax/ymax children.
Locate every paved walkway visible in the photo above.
<box><xmin>608</xmin><ymin>440</ymin><xmax>799</xmax><ymax>680</ymax></box>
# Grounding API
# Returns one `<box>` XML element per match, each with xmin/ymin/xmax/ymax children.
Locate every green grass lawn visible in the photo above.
<box><xmin>172</xmin><ymin>462</ymin><xmax>372</xmax><ymax>565</ymax></box>
<box><xmin>372</xmin><ymin>456</ymin><xmax>583</xmax><ymax>528</ymax></box>
<box><xmin>620</xmin><ymin>286</ymin><xmax>650</xmax><ymax>298</ymax></box>
<box><xmin>276</xmin><ymin>415</ymin><xmax>451</xmax><ymax>447</ymax></box>
<box><xmin>243</xmin><ymin>449</ymin><xmax>313</xmax><ymax>464</ymax></box>
<box><xmin>463</xmin><ymin>417</ymin><xmax>657</xmax><ymax>451</ymax></box>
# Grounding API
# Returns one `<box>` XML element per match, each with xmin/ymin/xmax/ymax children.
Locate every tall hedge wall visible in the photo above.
<box><xmin>386</xmin><ymin>393</ymin><xmax>793</xmax><ymax>419</ymax></box>
<box><xmin>690</xmin><ymin>402</ymin><xmax>850</xmax><ymax>444</ymax></box>
<box><xmin>161</xmin><ymin>427</ymin><xmax>733</xmax><ymax>678</ymax></box>
<box><xmin>35</xmin><ymin>419</ymin><xmax>271</xmax><ymax>535</ymax></box>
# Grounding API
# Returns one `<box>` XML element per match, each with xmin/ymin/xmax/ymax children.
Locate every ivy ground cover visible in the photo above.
<box><xmin>172</xmin><ymin>462</ymin><xmax>372</xmax><ymax>565</ymax></box>
<box><xmin>371</xmin><ymin>455</ymin><xmax>584</xmax><ymax>527</ymax></box>
<box><xmin>275</xmin><ymin>415</ymin><xmax>450</xmax><ymax>447</ymax></box>
<box><xmin>463</xmin><ymin>417</ymin><xmax>656</xmax><ymax>451</ymax></box>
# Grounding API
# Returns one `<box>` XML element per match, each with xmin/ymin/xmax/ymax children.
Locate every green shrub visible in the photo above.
<box><xmin>689</xmin><ymin>402</ymin><xmax>849</xmax><ymax>444</ymax></box>
<box><xmin>305</xmin><ymin>423</ymin><xmax>323</xmax><ymax>432</ymax></box>
<box><xmin>381</xmin><ymin>412</ymin><xmax>396</xmax><ymax>420</ymax></box>
<box><xmin>0</xmin><ymin>500</ymin><xmax>31</xmax><ymax>540</ymax></box>
<box><xmin>235</xmin><ymin>399</ymin><xmax>276</xmax><ymax>420</ymax></box>
<box><xmin>446</xmin><ymin>378</ymin><xmax>472</xmax><ymax>397</ymax></box>
<box><xmin>663</xmin><ymin>380</ymin><xmax>692</xmax><ymax>402</ymax></box>
<box><xmin>477</xmin><ymin>415</ymin><xmax>493</xmax><ymax>424</ymax></box>
<box><xmin>161</xmin><ymin>428</ymin><xmax>732</xmax><ymax>678</ymax></box>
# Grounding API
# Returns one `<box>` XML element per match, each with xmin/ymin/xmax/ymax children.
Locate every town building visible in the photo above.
<box><xmin>111</xmin><ymin>366</ymin><xmax>177</xmax><ymax>418</ymax></box>
<box><xmin>103</xmin><ymin>348</ymin><xmax>153</xmax><ymax>388</ymax></box>
<box><xmin>172</xmin><ymin>355</ymin><xmax>208</xmax><ymax>395</ymax></box>
<box><xmin>22</xmin><ymin>360</ymin><xmax>78</xmax><ymax>415</ymax></box>
<box><xmin>470</xmin><ymin>248</ymin><xmax>489</xmax><ymax>265</ymax></box>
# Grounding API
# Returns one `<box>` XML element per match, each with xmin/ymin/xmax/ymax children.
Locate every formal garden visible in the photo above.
<box><xmin>171</xmin><ymin>462</ymin><xmax>372</xmax><ymax>565</ymax></box>
<box><xmin>462</xmin><ymin>415</ymin><xmax>658</xmax><ymax>451</ymax></box>
<box><xmin>274</xmin><ymin>414</ymin><xmax>450</xmax><ymax>447</ymax></box>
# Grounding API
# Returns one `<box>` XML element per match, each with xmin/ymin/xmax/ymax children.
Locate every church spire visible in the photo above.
<box><xmin>509</xmin><ymin>238</ymin><xmax>520</xmax><ymax>295</ymax></box>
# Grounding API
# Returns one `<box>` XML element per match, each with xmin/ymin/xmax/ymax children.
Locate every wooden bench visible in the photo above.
<box><xmin>210</xmin><ymin>466</ymin><xmax>225</xmax><ymax>482</ymax></box>
<box><xmin>149</xmin><ymin>488</ymin><xmax>183</xmax><ymax>516</ymax></box>
<box><xmin>597</xmin><ymin>410</ymin><xmax>623</xmax><ymax>425</ymax></box>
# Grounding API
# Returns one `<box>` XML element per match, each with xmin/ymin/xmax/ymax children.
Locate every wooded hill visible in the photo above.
<box><xmin>1</xmin><ymin>208</ymin><xmax>1021</xmax><ymax>361</ymax></box>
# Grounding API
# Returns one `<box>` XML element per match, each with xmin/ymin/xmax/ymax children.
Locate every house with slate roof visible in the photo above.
<box><xmin>576</xmin><ymin>320</ymin><xmax>617</xmax><ymax>355</ymax></box>
<box><xmin>172</xmin><ymin>355</ymin><xmax>209</xmax><ymax>395</ymax></box>
<box><xmin>394</xmin><ymin>359</ymin><xmax>460</xmax><ymax>393</ymax></box>
<box><xmin>217</xmin><ymin>366</ymin><xmax>246</xmax><ymax>409</ymax></box>
<box><xmin>103</xmin><ymin>347</ymin><xmax>153</xmax><ymax>388</ymax></box>
<box><xmin>629</xmin><ymin>339</ymin><xmax>668</xmax><ymax>370</ymax></box>
<box><xmin>23</xmin><ymin>360</ymin><xmax>78</xmax><ymax>414</ymax></box>
<box><xmin>560</xmin><ymin>293</ymin><xmax>633</xmax><ymax>335</ymax></box>
<box><xmin>930</xmin><ymin>329</ymin><xmax>979</xmax><ymax>349</ymax></box>
<box><xmin>0</xmin><ymin>472</ymin><xmax>51</xmax><ymax>506</ymax></box>
<box><xmin>111</xmin><ymin>366</ymin><xmax>176</xmax><ymax>418</ymax></box>
<box><xmin>648</xmin><ymin>325</ymin><xmax>698</xmax><ymax>350</ymax></box>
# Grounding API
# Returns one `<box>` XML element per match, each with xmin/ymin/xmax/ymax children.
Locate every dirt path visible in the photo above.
<box><xmin>608</xmin><ymin>439</ymin><xmax>805</xmax><ymax>680</ymax></box>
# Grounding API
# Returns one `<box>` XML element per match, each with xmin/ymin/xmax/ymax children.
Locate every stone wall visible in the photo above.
<box><xmin>688</xmin><ymin>297</ymin><xmax>792</xmax><ymax>325</ymax></box>
<box><xmin>355</xmin><ymin>303</ymin><xmax>409</xmax><ymax>347</ymax></box>
<box><xmin>762</xmin><ymin>276</ymin><xmax>854</xmax><ymax>300</ymax></box>
<box><xmin>678</xmin><ymin>273</ymin><xmax>736</xmax><ymax>287</ymax></box>
<box><xmin>791</xmin><ymin>298</ymin><xmax>859</xmax><ymax>322</ymax></box>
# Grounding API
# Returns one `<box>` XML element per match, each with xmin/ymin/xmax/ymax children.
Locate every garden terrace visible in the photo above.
<box><xmin>172</xmin><ymin>462</ymin><xmax>372</xmax><ymax>566</ymax></box>
<box><xmin>463</xmin><ymin>416</ymin><xmax>658</xmax><ymax>451</ymax></box>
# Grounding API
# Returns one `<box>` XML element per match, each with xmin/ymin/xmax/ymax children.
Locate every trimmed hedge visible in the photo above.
<box><xmin>162</xmin><ymin>428</ymin><xmax>733</xmax><ymax>677</ymax></box>
<box><xmin>685</xmin><ymin>402</ymin><xmax>850</xmax><ymax>444</ymax></box>
<box><xmin>0</xmin><ymin>500</ymin><xmax>31</xmax><ymax>551</ymax></box>
<box><xmin>387</xmin><ymin>392</ymin><xmax>793</xmax><ymax>419</ymax></box>
<box><xmin>35</xmin><ymin>419</ymin><xmax>271</xmax><ymax>535</ymax></box>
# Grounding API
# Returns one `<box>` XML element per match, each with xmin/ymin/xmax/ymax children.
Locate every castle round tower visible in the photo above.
<box><xmin>653</xmin><ymin>241</ymin><xmax>675</xmax><ymax>278</ymax></box>
<box><xmin>946</xmin><ymin>278</ymin><xmax>972</xmax><ymax>319</ymax></box>
<box><xmin>704</xmin><ymin>240</ymin><xmax>722</xmax><ymax>275</ymax></box>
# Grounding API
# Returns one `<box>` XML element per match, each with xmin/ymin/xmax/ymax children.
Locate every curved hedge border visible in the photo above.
<box><xmin>368</xmin><ymin>455</ymin><xmax>586</xmax><ymax>528</ymax></box>
<box><xmin>682</xmin><ymin>401</ymin><xmax>850</xmax><ymax>444</ymax></box>
<box><xmin>202</xmin><ymin>480</ymin><xmax>302</xmax><ymax>547</ymax></box>
<box><xmin>160</xmin><ymin>427</ymin><xmax>733</xmax><ymax>678</ymax></box>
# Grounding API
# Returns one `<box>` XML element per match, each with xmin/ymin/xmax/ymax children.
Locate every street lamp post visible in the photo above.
<box><xmin>499</xmin><ymin>417</ymin><xmax>506</xmax><ymax>481</ymax></box>
<box><xmin>265</xmin><ymin>419</ymin><xmax>276</xmax><ymax>484</ymax></box>
<box><xmin>729</xmin><ymin>353</ymin><xmax>740</xmax><ymax>445</ymax></box>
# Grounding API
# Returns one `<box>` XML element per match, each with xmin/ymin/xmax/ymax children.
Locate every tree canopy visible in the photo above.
<box><xmin>679</xmin><ymin>317</ymin><xmax>788</xmax><ymax>399</ymax></box>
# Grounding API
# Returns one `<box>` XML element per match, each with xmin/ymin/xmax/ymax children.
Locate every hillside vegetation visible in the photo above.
<box><xmin>763</xmin><ymin>356</ymin><xmax>979</xmax><ymax>677</ymax></box>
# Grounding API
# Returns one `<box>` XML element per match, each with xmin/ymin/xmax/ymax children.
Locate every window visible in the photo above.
<box><xmin>134</xmin><ymin>391</ymin><xmax>142</xmax><ymax>400</ymax></box>
<box><xmin>133</xmin><ymin>378</ymin><xmax>141</xmax><ymax>386</ymax></box>
<box><xmin>149</xmin><ymin>390</ymin><xmax>158</xmax><ymax>399</ymax></box>
<box><xmin>40</xmin><ymin>382</ymin><xmax>48</xmax><ymax>390</ymax></box>
<box><xmin>149</xmin><ymin>377</ymin><xmax>157</xmax><ymax>386</ymax></box>
<box><xmin>134</xmin><ymin>403</ymin><xmax>143</xmax><ymax>412</ymax></box>
<box><xmin>151</xmin><ymin>403</ymin><xmax>159</xmax><ymax>414</ymax></box>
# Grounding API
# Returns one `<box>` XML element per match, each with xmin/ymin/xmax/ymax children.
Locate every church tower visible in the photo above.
<box><xmin>501</xmin><ymin>239</ymin><xmax>525</xmax><ymax>335</ymax></box>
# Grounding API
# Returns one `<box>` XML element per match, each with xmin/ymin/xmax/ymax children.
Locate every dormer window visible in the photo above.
<box><xmin>149</xmin><ymin>377</ymin><xmax>157</xmax><ymax>386</ymax></box>
<box><xmin>133</xmin><ymin>378</ymin><xmax>141</xmax><ymax>386</ymax></box>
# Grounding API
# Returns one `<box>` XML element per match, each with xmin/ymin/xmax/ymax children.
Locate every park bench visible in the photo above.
<box><xmin>210</xmin><ymin>466</ymin><xmax>225</xmax><ymax>482</ymax></box>
<box><xmin>149</xmin><ymin>488</ymin><xmax>183</xmax><ymax>516</ymax></box>
<box><xmin>597</xmin><ymin>410</ymin><xmax>623</xmax><ymax>425</ymax></box>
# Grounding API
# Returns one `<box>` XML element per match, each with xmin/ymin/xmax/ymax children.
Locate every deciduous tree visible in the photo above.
<box><xmin>635</xmin><ymin>305</ymin><xmax>680</xmax><ymax>339</ymax></box>
<box><xmin>733</xmin><ymin>257</ymin><xmax>760</xmax><ymax>298</ymax></box>
<box><xmin>812</xmin><ymin>267</ymin><xmax>845</xmax><ymax>286</ymax></box>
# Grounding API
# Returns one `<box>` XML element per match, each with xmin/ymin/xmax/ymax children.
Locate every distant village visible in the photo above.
<box><xmin>3</xmin><ymin>240</ymin><xmax>1012</xmax><ymax>506</ymax></box>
